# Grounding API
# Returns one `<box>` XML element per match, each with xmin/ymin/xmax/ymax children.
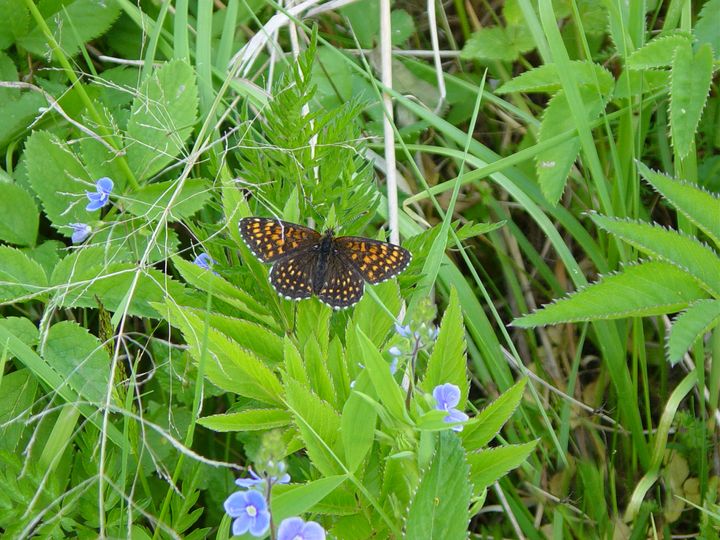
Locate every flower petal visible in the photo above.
<box><xmin>244</xmin><ymin>489</ymin><xmax>267</xmax><ymax>512</ymax></box>
<box><xmin>277</xmin><ymin>517</ymin><xmax>305</xmax><ymax>540</ymax></box>
<box><xmin>70</xmin><ymin>223</ymin><xmax>91</xmax><ymax>243</ymax></box>
<box><xmin>444</xmin><ymin>408</ymin><xmax>469</xmax><ymax>432</ymax></box>
<box><xmin>85</xmin><ymin>193</ymin><xmax>104</xmax><ymax>211</ymax></box>
<box><xmin>394</xmin><ymin>323</ymin><xmax>412</xmax><ymax>337</ymax></box>
<box><xmin>235</xmin><ymin>469</ymin><xmax>263</xmax><ymax>488</ymax></box>
<box><xmin>224</xmin><ymin>491</ymin><xmax>249</xmax><ymax>517</ymax></box>
<box><xmin>232</xmin><ymin>513</ymin><xmax>252</xmax><ymax>536</ymax></box>
<box><xmin>388</xmin><ymin>346</ymin><xmax>402</xmax><ymax>356</ymax></box>
<box><xmin>433</xmin><ymin>383</ymin><xmax>461</xmax><ymax>410</ymax></box>
<box><xmin>249</xmin><ymin>509</ymin><xmax>270</xmax><ymax>537</ymax></box>
<box><xmin>96</xmin><ymin>177</ymin><xmax>114</xmax><ymax>194</ymax></box>
<box><xmin>300</xmin><ymin>521</ymin><xmax>326</xmax><ymax>540</ymax></box>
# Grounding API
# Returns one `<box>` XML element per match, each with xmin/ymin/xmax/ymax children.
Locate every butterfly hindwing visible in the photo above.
<box><xmin>334</xmin><ymin>236</ymin><xmax>412</xmax><ymax>284</ymax></box>
<box><xmin>239</xmin><ymin>217</ymin><xmax>321</xmax><ymax>263</ymax></box>
<box><xmin>268</xmin><ymin>251</ymin><xmax>317</xmax><ymax>301</ymax></box>
<box><xmin>317</xmin><ymin>252</ymin><xmax>365</xmax><ymax>309</ymax></box>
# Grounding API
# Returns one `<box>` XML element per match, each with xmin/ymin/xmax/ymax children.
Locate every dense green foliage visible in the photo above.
<box><xmin>0</xmin><ymin>0</ymin><xmax>718</xmax><ymax>538</ymax></box>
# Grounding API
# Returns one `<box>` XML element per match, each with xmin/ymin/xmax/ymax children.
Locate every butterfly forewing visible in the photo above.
<box><xmin>268</xmin><ymin>251</ymin><xmax>317</xmax><ymax>301</ymax></box>
<box><xmin>334</xmin><ymin>236</ymin><xmax>412</xmax><ymax>284</ymax></box>
<box><xmin>317</xmin><ymin>253</ymin><xmax>365</xmax><ymax>309</ymax></box>
<box><xmin>239</xmin><ymin>217</ymin><xmax>321</xmax><ymax>262</ymax></box>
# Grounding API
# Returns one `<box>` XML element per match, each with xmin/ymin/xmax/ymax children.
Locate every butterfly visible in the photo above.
<box><xmin>239</xmin><ymin>217</ymin><xmax>412</xmax><ymax>309</ymax></box>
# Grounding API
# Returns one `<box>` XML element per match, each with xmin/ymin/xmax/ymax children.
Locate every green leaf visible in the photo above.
<box><xmin>0</xmin><ymin>182</ymin><xmax>38</xmax><ymax>246</ymax></box>
<box><xmin>462</xmin><ymin>378</ymin><xmax>526</xmax><ymax>450</ymax></box>
<box><xmin>341</xmin><ymin>373</ymin><xmax>377</xmax><ymax>473</ymax></box>
<box><xmin>355</xmin><ymin>327</ymin><xmax>407</xmax><ymax>423</ymax></box>
<box><xmin>613</xmin><ymin>70</ymin><xmax>670</xmax><ymax>100</ymax></box>
<box><xmin>638</xmin><ymin>163</ymin><xmax>720</xmax><ymax>248</ymax></box>
<box><xmin>668</xmin><ymin>300</ymin><xmax>720</xmax><ymax>365</ymax></box>
<box><xmin>198</xmin><ymin>409</ymin><xmax>292</xmax><ymax>431</ymax></box>
<box><xmin>420</xmin><ymin>287</ymin><xmax>468</xmax><ymax>404</ymax></box>
<box><xmin>0</xmin><ymin>368</ymin><xmax>37</xmax><ymax>453</ymax></box>
<box><xmin>461</xmin><ymin>26</ymin><xmax>534</xmax><ymax>62</ymax></box>
<box><xmin>0</xmin><ymin>246</ymin><xmax>47</xmax><ymax>303</ymax></box>
<box><xmin>536</xmin><ymin>87</ymin><xmax>607</xmax><ymax>204</ymax></box>
<box><xmin>25</xmin><ymin>131</ymin><xmax>92</xmax><ymax>231</ymax></box>
<box><xmin>497</xmin><ymin>61</ymin><xmax>614</xmax><ymax>95</ymax></box>
<box><xmin>350</xmin><ymin>278</ymin><xmax>401</xmax><ymax>348</ymax></box>
<box><xmin>172</xmin><ymin>256</ymin><xmax>274</xmax><ymax>326</ymax></box>
<box><xmin>126</xmin><ymin>60</ymin><xmax>198</xmax><ymax>181</ymax></box>
<box><xmin>670</xmin><ymin>42</ymin><xmax>714</xmax><ymax>158</ymax></box>
<box><xmin>390</xmin><ymin>9</ymin><xmax>415</xmax><ymax>45</ymax></box>
<box><xmin>404</xmin><ymin>432</ymin><xmax>471</xmax><ymax>539</ymax></box>
<box><xmin>694</xmin><ymin>0</ymin><xmax>720</xmax><ymax>59</ymax></box>
<box><xmin>513</xmin><ymin>261</ymin><xmax>709</xmax><ymax>327</ymax></box>
<box><xmin>591</xmin><ymin>214</ymin><xmax>720</xmax><ymax>297</ymax></box>
<box><xmin>43</xmin><ymin>321</ymin><xmax>112</xmax><ymax>406</ymax></box>
<box><xmin>124</xmin><ymin>179</ymin><xmax>212</xmax><ymax>222</ymax></box>
<box><xmin>18</xmin><ymin>0</ymin><xmax>121</xmax><ymax>57</ymax></box>
<box><xmin>0</xmin><ymin>316</ymin><xmax>39</xmax><ymax>347</ymax></box>
<box><xmin>304</xmin><ymin>336</ymin><xmax>337</xmax><ymax>407</ymax></box>
<box><xmin>0</xmin><ymin>0</ymin><xmax>29</xmax><ymax>49</ymax></box>
<box><xmin>626</xmin><ymin>33</ymin><xmax>691</xmax><ymax>69</ymax></box>
<box><xmin>271</xmin><ymin>475</ymin><xmax>347</xmax><ymax>522</ymax></box>
<box><xmin>160</xmin><ymin>302</ymin><xmax>284</xmax><ymax>406</ymax></box>
<box><xmin>467</xmin><ymin>442</ymin><xmax>536</xmax><ymax>495</ymax></box>
<box><xmin>285</xmin><ymin>378</ymin><xmax>343</xmax><ymax>476</ymax></box>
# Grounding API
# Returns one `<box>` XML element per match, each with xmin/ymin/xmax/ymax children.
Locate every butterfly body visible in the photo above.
<box><xmin>239</xmin><ymin>217</ymin><xmax>411</xmax><ymax>309</ymax></box>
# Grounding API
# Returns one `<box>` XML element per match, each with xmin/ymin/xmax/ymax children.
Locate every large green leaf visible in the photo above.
<box><xmin>198</xmin><ymin>409</ymin><xmax>292</xmax><ymax>432</ymax></box>
<box><xmin>0</xmin><ymin>246</ymin><xmax>47</xmax><ymax>303</ymax></box>
<box><xmin>626</xmin><ymin>33</ymin><xmax>691</xmax><ymax>70</ymax></box>
<box><xmin>461</xmin><ymin>26</ymin><xmax>534</xmax><ymax>62</ymax></box>
<box><xmin>467</xmin><ymin>442</ymin><xmax>536</xmax><ymax>495</ymax></box>
<box><xmin>670</xmin><ymin>42</ymin><xmax>714</xmax><ymax>158</ymax></box>
<box><xmin>497</xmin><ymin>61</ymin><xmax>614</xmax><ymax>95</ymax></box>
<box><xmin>271</xmin><ymin>476</ymin><xmax>347</xmax><ymax>523</ymax></box>
<box><xmin>514</xmin><ymin>261</ymin><xmax>708</xmax><ymax>327</ymax></box>
<box><xmin>694</xmin><ymin>0</ymin><xmax>720</xmax><ymax>59</ymax></box>
<box><xmin>160</xmin><ymin>301</ymin><xmax>284</xmax><ymax>406</ymax></box>
<box><xmin>462</xmin><ymin>378</ymin><xmax>526</xmax><ymax>451</ymax></box>
<box><xmin>638</xmin><ymin>163</ymin><xmax>720</xmax><ymax>248</ymax></box>
<box><xmin>0</xmin><ymin>182</ymin><xmax>38</xmax><ymax>246</ymax></box>
<box><xmin>668</xmin><ymin>300</ymin><xmax>720</xmax><ymax>365</ymax></box>
<box><xmin>536</xmin><ymin>87</ymin><xmax>607</xmax><ymax>204</ymax></box>
<box><xmin>126</xmin><ymin>61</ymin><xmax>198</xmax><ymax>180</ymax></box>
<box><xmin>591</xmin><ymin>214</ymin><xmax>720</xmax><ymax>296</ymax></box>
<box><xmin>285</xmin><ymin>378</ymin><xmax>343</xmax><ymax>476</ymax></box>
<box><xmin>124</xmin><ymin>179</ymin><xmax>212</xmax><ymax>222</ymax></box>
<box><xmin>18</xmin><ymin>0</ymin><xmax>121</xmax><ymax>57</ymax></box>
<box><xmin>420</xmin><ymin>287</ymin><xmax>468</xmax><ymax>404</ymax></box>
<box><xmin>404</xmin><ymin>432</ymin><xmax>471</xmax><ymax>539</ymax></box>
<box><xmin>43</xmin><ymin>321</ymin><xmax>112</xmax><ymax>406</ymax></box>
<box><xmin>25</xmin><ymin>131</ymin><xmax>93</xmax><ymax>231</ymax></box>
<box><xmin>341</xmin><ymin>371</ymin><xmax>377</xmax><ymax>473</ymax></box>
<box><xmin>0</xmin><ymin>368</ymin><xmax>37</xmax><ymax>453</ymax></box>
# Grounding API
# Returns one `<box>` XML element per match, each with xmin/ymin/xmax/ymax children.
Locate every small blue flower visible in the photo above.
<box><xmin>433</xmin><ymin>383</ymin><xmax>468</xmax><ymax>432</ymax></box>
<box><xmin>193</xmin><ymin>253</ymin><xmax>216</xmax><ymax>271</ymax></box>
<box><xmin>235</xmin><ymin>466</ymin><xmax>291</xmax><ymax>489</ymax></box>
<box><xmin>389</xmin><ymin>357</ymin><xmax>398</xmax><ymax>375</ymax></box>
<box><xmin>388</xmin><ymin>346</ymin><xmax>402</xmax><ymax>356</ymax></box>
<box><xmin>277</xmin><ymin>516</ymin><xmax>326</xmax><ymax>540</ymax></box>
<box><xmin>85</xmin><ymin>177</ymin><xmax>113</xmax><ymax>211</ymax></box>
<box><xmin>224</xmin><ymin>489</ymin><xmax>270</xmax><ymax>537</ymax></box>
<box><xmin>394</xmin><ymin>323</ymin><xmax>412</xmax><ymax>338</ymax></box>
<box><xmin>70</xmin><ymin>223</ymin><xmax>92</xmax><ymax>243</ymax></box>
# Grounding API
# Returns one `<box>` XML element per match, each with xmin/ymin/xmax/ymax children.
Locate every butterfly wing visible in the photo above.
<box><xmin>334</xmin><ymin>236</ymin><xmax>412</xmax><ymax>284</ymax></box>
<box><xmin>239</xmin><ymin>217</ymin><xmax>321</xmax><ymax>263</ymax></box>
<box><xmin>316</xmin><ymin>252</ymin><xmax>365</xmax><ymax>309</ymax></box>
<box><xmin>268</xmin><ymin>249</ymin><xmax>319</xmax><ymax>301</ymax></box>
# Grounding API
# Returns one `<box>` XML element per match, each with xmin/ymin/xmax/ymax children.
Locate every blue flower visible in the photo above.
<box><xmin>389</xmin><ymin>357</ymin><xmax>398</xmax><ymax>375</ymax></box>
<box><xmin>235</xmin><ymin>466</ymin><xmax>290</xmax><ymax>489</ymax></box>
<box><xmin>394</xmin><ymin>323</ymin><xmax>412</xmax><ymax>338</ymax></box>
<box><xmin>224</xmin><ymin>489</ymin><xmax>270</xmax><ymax>537</ymax></box>
<box><xmin>85</xmin><ymin>177</ymin><xmax>113</xmax><ymax>211</ymax></box>
<box><xmin>388</xmin><ymin>346</ymin><xmax>402</xmax><ymax>356</ymax></box>
<box><xmin>277</xmin><ymin>517</ymin><xmax>326</xmax><ymax>540</ymax></box>
<box><xmin>193</xmin><ymin>253</ymin><xmax>216</xmax><ymax>271</ymax></box>
<box><xmin>433</xmin><ymin>383</ymin><xmax>468</xmax><ymax>432</ymax></box>
<box><xmin>70</xmin><ymin>223</ymin><xmax>92</xmax><ymax>243</ymax></box>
